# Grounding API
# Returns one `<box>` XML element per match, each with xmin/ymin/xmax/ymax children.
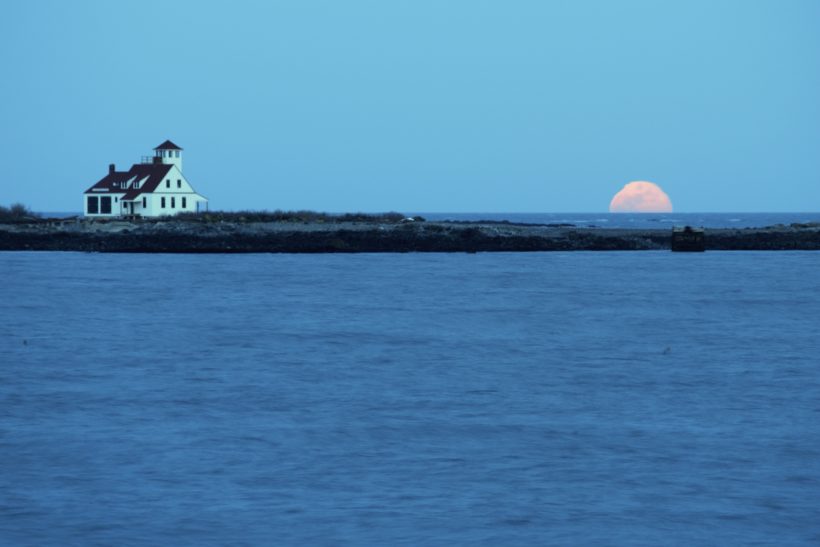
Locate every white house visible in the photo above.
<box><xmin>83</xmin><ymin>140</ymin><xmax>208</xmax><ymax>218</ymax></box>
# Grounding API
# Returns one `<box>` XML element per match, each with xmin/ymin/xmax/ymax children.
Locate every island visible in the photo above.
<box><xmin>1</xmin><ymin>212</ymin><xmax>820</xmax><ymax>252</ymax></box>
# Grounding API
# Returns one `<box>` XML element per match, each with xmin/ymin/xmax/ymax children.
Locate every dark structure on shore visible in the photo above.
<box><xmin>671</xmin><ymin>226</ymin><xmax>705</xmax><ymax>252</ymax></box>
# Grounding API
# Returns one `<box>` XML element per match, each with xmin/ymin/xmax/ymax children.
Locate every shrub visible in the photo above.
<box><xmin>0</xmin><ymin>203</ymin><xmax>38</xmax><ymax>222</ymax></box>
<box><xmin>175</xmin><ymin>210</ymin><xmax>408</xmax><ymax>224</ymax></box>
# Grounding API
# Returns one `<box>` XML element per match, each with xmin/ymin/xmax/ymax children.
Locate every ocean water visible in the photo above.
<box><xmin>41</xmin><ymin>211</ymin><xmax>820</xmax><ymax>228</ymax></box>
<box><xmin>418</xmin><ymin>212</ymin><xmax>820</xmax><ymax>228</ymax></box>
<box><xmin>1</xmin><ymin>251</ymin><xmax>819</xmax><ymax>546</ymax></box>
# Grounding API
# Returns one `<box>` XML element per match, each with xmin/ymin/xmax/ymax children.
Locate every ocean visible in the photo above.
<box><xmin>1</xmin><ymin>251</ymin><xmax>819</xmax><ymax>545</ymax></box>
<box><xmin>41</xmin><ymin>211</ymin><xmax>820</xmax><ymax>229</ymax></box>
<box><xmin>417</xmin><ymin>212</ymin><xmax>820</xmax><ymax>229</ymax></box>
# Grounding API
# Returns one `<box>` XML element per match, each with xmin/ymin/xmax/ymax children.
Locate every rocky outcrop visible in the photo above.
<box><xmin>0</xmin><ymin>219</ymin><xmax>819</xmax><ymax>252</ymax></box>
<box><xmin>703</xmin><ymin>228</ymin><xmax>820</xmax><ymax>250</ymax></box>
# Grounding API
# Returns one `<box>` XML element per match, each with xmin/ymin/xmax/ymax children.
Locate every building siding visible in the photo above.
<box><xmin>83</xmin><ymin>144</ymin><xmax>207</xmax><ymax>218</ymax></box>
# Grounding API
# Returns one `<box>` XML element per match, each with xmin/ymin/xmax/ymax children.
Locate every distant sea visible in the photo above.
<box><xmin>42</xmin><ymin>211</ymin><xmax>820</xmax><ymax>229</ymax></box>
<box><xmin>2</xmin><ymin>251</ymin><xmax>819</xmax><ymax>545</ymax></box>
<box><xmin>417</xmin><ymin>212</ymin><xmax>820</xmax><ymax>228</ymax></box>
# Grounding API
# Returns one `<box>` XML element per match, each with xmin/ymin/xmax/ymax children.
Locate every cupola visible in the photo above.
<box><xmin>153</xmin><ymin>140</ymin><xmax>183</xmax><ymax>171</ymax></box>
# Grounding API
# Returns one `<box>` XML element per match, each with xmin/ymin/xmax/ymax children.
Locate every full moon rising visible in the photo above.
<box><xmin>609</xmin><ymin>181</ymin><xmax>673</xmax><ymax>213</ymax></box>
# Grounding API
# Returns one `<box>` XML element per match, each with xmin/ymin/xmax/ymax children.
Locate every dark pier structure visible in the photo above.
<box><xmin>671</xmin><ymin>226</ymin><xmax>705</xmax><ymax>252</ymax></box>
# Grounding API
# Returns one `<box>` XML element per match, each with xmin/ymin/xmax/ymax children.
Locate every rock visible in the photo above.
<box><xmin>1</xmin><ymin>219</ymin><xmax>819</xmax><ymax>252</ymax></box>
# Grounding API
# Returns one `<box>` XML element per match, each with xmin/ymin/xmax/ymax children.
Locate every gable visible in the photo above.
<box><xmin>151</xmin><ymin>165</ymin><xmax>198</xmax><ymax>193</ymax></box>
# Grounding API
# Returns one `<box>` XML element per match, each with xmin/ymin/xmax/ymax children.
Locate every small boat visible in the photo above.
<box><xmin>671</xmin><ymin>226</ymin><xmax>705</xmax><ymax>252</ymax></box>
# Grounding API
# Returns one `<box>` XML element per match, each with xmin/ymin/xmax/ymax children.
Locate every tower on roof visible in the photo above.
<box><xmin>154</xmin><ymin>139</ymin><xmax>183</xmax><ymax>171</ymax></box>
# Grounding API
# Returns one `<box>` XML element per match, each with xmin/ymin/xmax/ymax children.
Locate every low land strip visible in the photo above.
<box><xmin>1</xmin><ymin>215</ymin><xmax>820</xmax><ymax>252</ymax></box>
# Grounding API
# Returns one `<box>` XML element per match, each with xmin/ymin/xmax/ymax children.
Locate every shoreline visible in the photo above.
<box><xmin>1</xmin><ymin>218</ymin><xmax>820</xmax><ymax>252</ymax></box>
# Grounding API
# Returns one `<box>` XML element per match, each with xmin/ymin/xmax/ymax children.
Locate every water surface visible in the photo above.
<box><xmin>1</xmin><ymin>252</ymin><xmax>819</xmax><ymax>545</ymax></box>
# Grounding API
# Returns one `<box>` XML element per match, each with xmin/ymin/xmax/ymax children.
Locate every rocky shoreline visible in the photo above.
<box><xmin>1</xmin><ymin>218</ymin><xmax>820</xmax><ymax>252</ymax></box>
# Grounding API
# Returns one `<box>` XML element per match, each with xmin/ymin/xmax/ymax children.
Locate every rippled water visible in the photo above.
<box><xmin>2</xmin><ymin>251</ymin><xmax>819</xmax><ymax>545</ymax></box>
<box><xmin>42</xmin><ymin>211</ymin><xmax>820</xmax><ymax>228</ymax></box>
<box><xmin>419</xmin><ymin>212</ymin><xmax>820</xmax><ymax>228</ymax></box>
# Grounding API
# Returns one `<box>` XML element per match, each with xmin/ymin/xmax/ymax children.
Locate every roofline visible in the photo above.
<box><xmin>154</xmin><ymin>140</ymin><xmax>183</xmax><ymax>150</ymax></box>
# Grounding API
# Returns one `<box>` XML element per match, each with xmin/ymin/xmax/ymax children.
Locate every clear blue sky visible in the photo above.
<box><xmin>1</xmin><ymin>0</ymin><xmax>818</xmax><ymax>213</ymax></box>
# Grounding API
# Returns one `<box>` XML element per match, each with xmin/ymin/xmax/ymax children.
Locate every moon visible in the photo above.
<box><xmin>609</xmin><ymin>181</ymin><xmax>673</xmax><ymax>213</ymax></box>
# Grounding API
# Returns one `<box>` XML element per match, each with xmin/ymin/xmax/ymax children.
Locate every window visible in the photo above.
<box><xmin>175</xmin><ymin>150</ymin><xmax>179</xmax><ymax>157</ymax></box>
<box><xmin>171</xmin><ymin>197</ymin><xmax>175</xmax><ymax>208</ymax></box>
<box><xmin>166</xmin><ymin>179</ymin><xmax>170</xmax><ymax>188</ymax></box>
<box><xmin>87</xmin><ymin>196</ymin><xmax>99</xmax><ymax>214</ymax></box>
<box><xmin>161</xmin><ymin>197</ymin><xmax>166</xmax><ymax>208</ymax></box>
<box><xmin>100</xmin><ymin>196</ymin><xmax>112</xmax><ymax>214</ymax></box>
<box><xmin>182</xmin><ymin>197</ymin><xmax>187</xmax><ymax>208</ymax></box>
<box><xmin>177</xmin><ymin>179</ymin><xmax>181</xmax><ymax>188</ymax></box>
<box><xmin>142</xmin><ymin>197</ymin><xmax>146</xmax><ymax>208</ymax></box>
<box><xmin>114</xmin><ymin>197</ymin><xmax>118</xmax><ymax>203</ymax></box>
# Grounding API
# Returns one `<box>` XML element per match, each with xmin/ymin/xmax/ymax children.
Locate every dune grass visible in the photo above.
<box><xmin>173</xmin><ymin>210</ymin><xmax>414</xmax><ymax>224</ymax></box>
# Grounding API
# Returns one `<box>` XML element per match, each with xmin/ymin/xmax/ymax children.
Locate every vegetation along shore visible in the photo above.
<box><xmin>2</xmin><ymin>209</ymin><xmax>820</xmax><ymax>252</ymax></box>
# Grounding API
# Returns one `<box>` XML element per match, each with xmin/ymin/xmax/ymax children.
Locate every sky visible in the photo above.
<box><xmin>1</xmin><ymin>0</ymin><xmax>818</xmax><ymax>213</ymax></box>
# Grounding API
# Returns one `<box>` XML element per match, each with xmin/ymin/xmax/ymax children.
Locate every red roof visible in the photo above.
<box><xmin>84</xmin><ymin>163</ymin><xmax>173</xmax><ymax>200</ymax></box>
<box><xmin>154</xmin><ymin>140</ymin><xmax>183</xmax><ymax>150</ymax></box>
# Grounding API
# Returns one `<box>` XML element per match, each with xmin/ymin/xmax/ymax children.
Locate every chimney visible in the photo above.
<box><xmin>109</xmin><ymin>163</ymin><xmax>115</xmax><ymax>174</ymax></box>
